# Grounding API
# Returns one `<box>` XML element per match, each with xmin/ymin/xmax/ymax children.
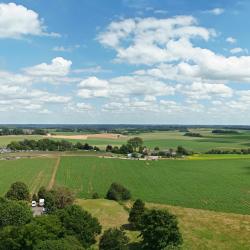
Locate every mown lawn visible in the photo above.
<box><xmin>78</xmin><ymin>199</ymin><xmax>250</xmax><ymax>250</ymax></box>
<box><xmin>0</xmin><ymin>157</ymin><xmax>56</xmax><ymax>195</ymax></box>
<box><xmin>56</xmin><ymin>156</ymin><xmax>250</xmax><ymax>214</ymax></box>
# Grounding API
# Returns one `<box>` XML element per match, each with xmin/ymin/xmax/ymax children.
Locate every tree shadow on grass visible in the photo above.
<box><xmin>121</xmin><ymin>223</ymin><xmax>137</xmax><ymax>231</ymax></box>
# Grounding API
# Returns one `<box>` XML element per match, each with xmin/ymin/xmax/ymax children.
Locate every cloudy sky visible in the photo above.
<box><xmin>1</xmin><ymin>0</ymin><xmax>250</xmax><ymax>124</ymax></box>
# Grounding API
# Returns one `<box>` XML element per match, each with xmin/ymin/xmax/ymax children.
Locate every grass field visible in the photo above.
<box><xmin>0</xmin><ymin>157</ymin><xmax>56</xmax><ymax>195</ymax></box>
<box><xmin>0</xmin><ymin>135</ymin><xmax>43</xmax><ymax>147</ymax></box>
<box><xmin>56</xmin><ymin>156</ymin><xmax>250</xmax><ymax>214</ymax></box>
<box><xmin>77</xmin><ymin>199</ymin><xmax>250</xmax><ymax>250</ymax></box>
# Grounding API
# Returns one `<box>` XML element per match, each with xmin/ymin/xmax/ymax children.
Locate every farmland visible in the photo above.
<box><xmin>0</xmin><ymin>157</ymin><xmax>56</xmax><ymax>195</ymax></box>
<box><xmin>2</xmin><ymin>128</ymin><xmax>250</xmax><ymax>153</ymax></box>
<box><xmin>56</xmin><ymin>156</ymin><xmax>250</xmax><ymax>214</ymax></box>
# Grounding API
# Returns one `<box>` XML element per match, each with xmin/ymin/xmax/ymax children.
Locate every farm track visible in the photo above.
<box><xmin>48</xmin><ymin>156</ymin><xmax>60</xmax><ymax>190</ymax></box>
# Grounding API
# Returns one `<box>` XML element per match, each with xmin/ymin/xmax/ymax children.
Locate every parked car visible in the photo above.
<box><xmin>31</xmin><ymin>201</ymin><xmax>37</xmax><ymax>207</ymax></box>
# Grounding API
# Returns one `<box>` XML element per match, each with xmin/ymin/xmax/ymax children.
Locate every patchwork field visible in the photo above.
<box><xmin>78</xmin><ymin>199</ymin><xmax>250</xmax><ymax>250</ymax></box>
<box><xmin>0</xmin><ymin>157</ymin><xmax>56</xmax><ymax>195</ymax></box>
<box><xmin>1</xmin><ymin>129</ymin><xmax>250</xmax><ymax>153</ymax></box>
<box><xmin>56</xmin><ymin>156</ymin><xmax>250</xmax><ymax>214</ymax></box>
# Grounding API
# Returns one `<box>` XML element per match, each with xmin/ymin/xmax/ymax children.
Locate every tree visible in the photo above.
<box><xmin>53</xmin><ymin>186</ymin><xmax>75</xmax><ymax>209</ymax></box>
<box><xmin>32</xmin><ymin>193</ymin><xmax>38</xmax><ymax>202</ymax></box>
<box><xmin>56</xmin><ymin>205</ymin><xmax>101</xmax><ymax>248</ymax></box>
<box><xmin>106</xmin><ymin>145</ymin><xmax>113</xmax><ymax>152</ymax></box>
<box><xmin>139</xmin><ymin>209</ymin><xmax>182</xmax><ymax>250</ymax></box>
<box><xmin>127</xmin><ymin>137</ymin><xmax>143</xmax><ymax>152</ymax></box>
<box><xmin>106</xmin><ymin>183</ymin><xmax>131</xmax><ymax>201</ymax></box>
<box><xmin>38</xmin><ymin>186</ymin><xmax>47</xmax><ymax>199</ymax></box>
<box><xmin>0</xmin><ymin>199</ymin><xmax>32</xmax><ymax>228</ymax></box>
<box><xmin>128</xmin><ymin>199</ymin><xmax>145</xmax><ymax>229</ymax></box>
<box><xmin>99</xmin><ymin>228</ymin><xmax>129</xmax><ymax>250</ymax></box>
<box><xmin>5</xmin><ymin>182</ymin><xmax>30</xmax><ymax>201</ymax></box>
<box><xmin>34</xmin><ymin>236</ymin><xmax>84</xmax><ymax>250</ymax></box>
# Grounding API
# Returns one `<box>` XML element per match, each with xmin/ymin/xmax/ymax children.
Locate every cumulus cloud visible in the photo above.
<box><xmin>0</xmin><ymin>2</ymin><xmax>58</xmax><ymax>38</ymax></box>
<box><xmin>24</xmin><ymin>57</ymin><xmax>72</xmax><ymax>77</ymax></box>
<box><xmin>230</xmin><ymin>47</ymin><xmax>248</xmax><ymax>54</ymax></box>
<box><xmin>98</xmin><ymin>16</ymin><xmax>215</xmax><ymax>64</ymax></box>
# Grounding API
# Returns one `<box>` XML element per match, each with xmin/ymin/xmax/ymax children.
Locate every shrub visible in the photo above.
<box><xmin>139</xmin><ymin>209</ymin><xmax>182</xmax><ymax>250</ymax></box>
<box><xmin>106</xmin><ymin>183</ymin><xmax>131</xmax><ymax>201</ymax></box>
<box><xmin>99</xmin><ymin>228</ymin><xmax>129</xmax><ymax>250</ymax></box>
<box><xmin>92</xmin><ymin>192</ymin><xmax>99</xmax><ymax>199</ymax></box>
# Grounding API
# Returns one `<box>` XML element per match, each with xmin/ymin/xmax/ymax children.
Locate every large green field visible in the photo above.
<box><xmin>56</xmin><ymin>156</ymin><xmax>250</xmax><ymax>214</ymax></box>
<box><xmin>0</xmin><ymin>157</ymin><xmax>56</xmax><ymax>195</ymax></box>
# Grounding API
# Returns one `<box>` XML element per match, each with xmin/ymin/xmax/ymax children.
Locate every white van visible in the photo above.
<box><xmin>31</xmin><ymin>201</ymin><xmax>37</xmax><ymax>207</ymax></box>
<box><xmin>39</xmin><ymin>199</ymin><xmax>45</xmax><ymax>207</ymax></box>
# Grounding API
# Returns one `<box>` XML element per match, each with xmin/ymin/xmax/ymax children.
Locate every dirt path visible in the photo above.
<box><xmin>48</xmin><ymin>156</ymin><xmax>60</xmax><ymax>190</ymax></box>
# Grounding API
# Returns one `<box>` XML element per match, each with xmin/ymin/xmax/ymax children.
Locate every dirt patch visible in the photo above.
<box><xmin>46</xmin><ymin>133</ymin><xmax>126</xmax><ymax>140</ymax></box>
<box><xmin>48</xmin><ymin>157</ymin><xmax>60</xmax><ymax>190</ymax></box>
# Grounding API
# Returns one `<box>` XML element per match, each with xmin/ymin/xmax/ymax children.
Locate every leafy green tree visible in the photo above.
<box><xmin>34</xmin><ymin>236</ymin><xmax>84</xmax><ymax>250</ymax></box>
<box><xmin>139</xmin><ymin>209</ymin><xmax>182</xmax><ymax>250</ymax></box>
<box><xmin>5</xmin><ymin>182</ymin><xmax>30</xmax><ymax>201</ymax></box>
<box><xmin>127</xmin><ymin>137</ymin><xmax>143</xmax><ymax>152</ymax></box>
<box><xmin>99</xmin><ymin>228</ymin><xmax>129</xmax><ymax>250</ymax></box>
<box><xmin>56</xmin><ymin>205</ymin><xmax>101</xmax><ymax>248</ymax></box>
<box><xmin>0</xmin><ymin>199</ymin><xmax>32</xmax><ymax>228</ymax></box>
<box><xmin>38</xmin><ymin>186</ymin><xmax>48</xmax><ymax>200</ymax></box>
<box><xmin>0</xmin><ymin>214</ymin><xmax>65</xmax><ymax>250</ymax></box>
<box><xmin>43</xmin><ymin>191</ymin><xmax>57</xmax><ymax>214</ymax></box>
<box><xmin>32</xmin><ymin>193</ymin><xmax>38</xmax><ymax>202</ymax></box>
<box><xmin>128</xmin><ymin>199</ymin><xmax>145</xmax><ymax>229</ymax></box>
<box><xmin>106</xmin><ymin>183</ymin><xmax>131</xmax><ymax>201</ymax></box>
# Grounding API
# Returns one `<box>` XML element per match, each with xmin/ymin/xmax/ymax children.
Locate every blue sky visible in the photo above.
<box><xmin>1</xmin><ymin>0</ymin><xmax>250</xmax><ymax>124</ymax></box>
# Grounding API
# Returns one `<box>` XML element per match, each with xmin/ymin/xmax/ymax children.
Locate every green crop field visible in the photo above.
<box><xmin>0</xmin><ymin>135</ymin><xmax>43</xmax><ymax>147</ymax></box>
<box><xmin>0</xmin><ymin>157</ymin><xmax>56</xmax><ymax>195</ymax></box>
<box><xmin>56</xmin><ymin>156</ymin><xmax>250</xmax><ymax>214</ymax></box>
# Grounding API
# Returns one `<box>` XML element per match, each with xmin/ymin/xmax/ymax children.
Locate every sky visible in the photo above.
<box><xmin>1</xmin><ymin>0</ymin><xmax>250</xmax><ymax>124</ymax></box>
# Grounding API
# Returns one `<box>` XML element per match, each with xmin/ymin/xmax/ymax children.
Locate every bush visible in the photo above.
<box><xmin>106</xmin><ymin>183</ymin><xmax>131</xmax><ymax>201</ymax></box>
<box><xmin>92</xmin><ymin>192</ymin><xmax>99</xmax><ymax>199</ymax></box>
<box><xmin>128</xmin><ymin>199</ymin><xmax>145</xmax><ymax>229</ymax></box>
<box><xmin>5</xmin><ymin>182</ymin><xmax>30</xmax><ymax>201</ymax></box>
<box><xmin>139</xmin><ymin>209</ymin><xmax>182</xmax><ymax>250</ymax></box>
<box><xmin>99</xmin><ymin>228</ymin><xmax>129</xmax><ymax>250</ymax></box>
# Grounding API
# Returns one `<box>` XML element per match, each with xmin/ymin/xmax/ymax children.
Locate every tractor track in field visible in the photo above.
<box><xmin>48</xmin><ymin>156</ymin><xmax>60</xmax><ymax>190</ymax></box>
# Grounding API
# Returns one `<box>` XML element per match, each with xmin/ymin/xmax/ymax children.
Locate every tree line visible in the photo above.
<box><xmin>7</xmin><ymin>139</ymin><xmax>100</xmax><ymax>152</ymax></box>
<box><xmin>0</xmin><ymin>128</ymin><xmax>47</xmax><ymax>136</ymax></box>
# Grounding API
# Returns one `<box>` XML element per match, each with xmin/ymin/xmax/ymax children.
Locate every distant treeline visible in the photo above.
<box><xmin>7</xmin><ymin>139</ymin><xmax>99</xmax><ymax>152</ymax></box>
<box><xmin>212</xmin><ymin>129</ymin><xmax>240</xmax><ymax>134</ymax></box>
<box><xmin>206</xmin><ymin>148</ymin><xmax>250</xmax><ymax>154</ymax></box>
<box><xmin>184</xmin><ymin>132</ymin><xmax>202</xmax><ymax>137</ymax></box>
<box><xmin>0</xmin><ymin>128</ymin><xmax>47</xmax><ymax>136</ymax></box>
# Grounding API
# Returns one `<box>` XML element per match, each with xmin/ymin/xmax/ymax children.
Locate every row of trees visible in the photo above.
<box><xmin>0</xmin><ymin>128</ymin><xmax>47</xmax><ymax>136</ymax></box>
<box><xmin>206</xmin><ymin>148</ymin><xmax>250</xmax><ymax>154</ymax></box>
<box><xmin>7</xmin><ymin>139</ymin><xmax>99</xmax><ymax>152</ymax></box>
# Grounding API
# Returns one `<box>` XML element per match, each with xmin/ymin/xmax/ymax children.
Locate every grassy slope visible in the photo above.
<box><xmin>0</xmin><ymin>157</ymin><xmax>56</xmax><ymax>195</ymax></box>
<box><xmin>78</xmin><ymin>199</ymin><xmax>250</xmax><ymax>250</ymax></box>
<box><xmin>56</xmin><ymin>156</ymin><xmax>250</xmax><ymax>214</ymax></box>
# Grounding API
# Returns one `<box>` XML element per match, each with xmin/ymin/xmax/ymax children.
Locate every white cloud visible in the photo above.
<box><xmin>24</xmin><ymin>57</ymin><xmax>72</xmax><ymax>77</ymax></box>
<box><xmin>226</xmin><ymin>37</ymin><xmax>236</xmax><ymax>44</ymax></box>
<box><xmin>205</xmin><ymin>8</ymin><xmax>224</xmax><ymax>15</ymax></box>
<box><xmin>230</xmin><ymin>47</ymin><xmax>248</xmax><ymax>54</ymax></box>
<box><xmin>98</xmin><ymin>16</ymin><xmax>215</xmax><ymax>65</ymax></box>
<box><xmin>52</xmin><ymin>45</ymin><xmax>80</xmax><ymax>52</ymax></box>
<box><xmin>78</xmin><ymin>75</ymin><xmax>175</xmax><ymax>99</ymax></box>
<box><xmin>0</xmin><ymin>2</ymin><xmax>58</xmax><ymax>38</ymax></box>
